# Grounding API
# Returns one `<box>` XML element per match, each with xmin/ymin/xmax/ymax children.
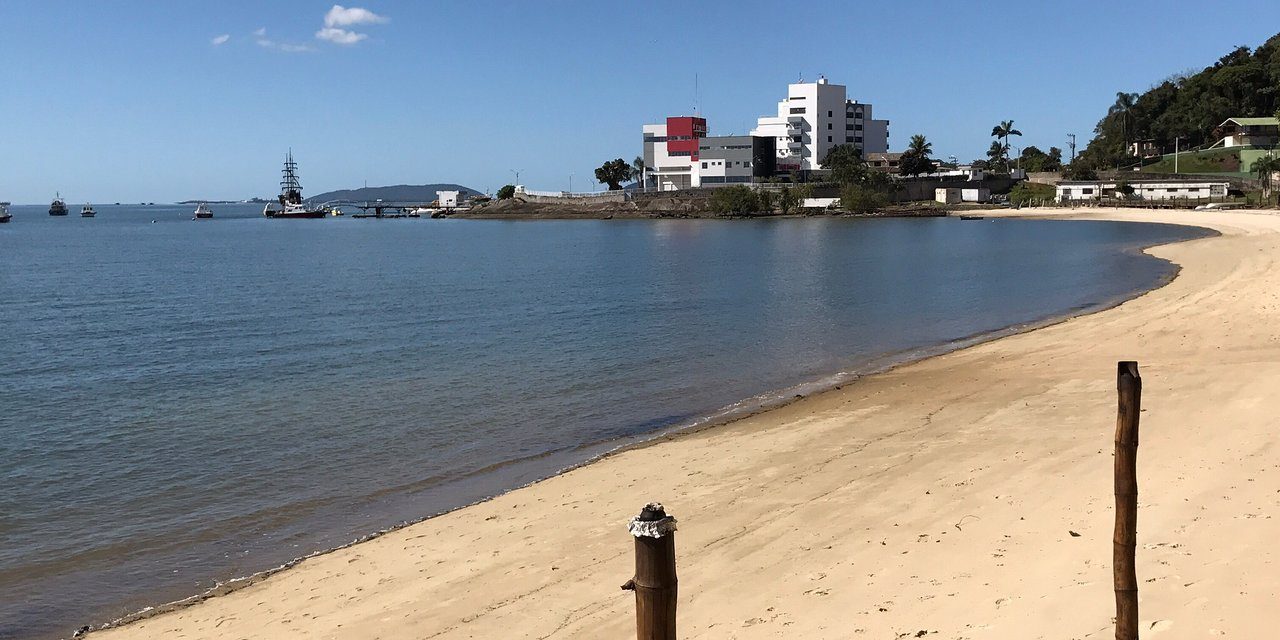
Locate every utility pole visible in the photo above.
<box><xmin>510</xmin><ymin>169</ymin><xmax>522</xmax><ymax>187</ymax></box>
<box><xmin>569</xmin><ymin>173</ymin><xmax>574</xmax><ymax>193</ymax></box>
<box><xmin>1174</xmin><ymin>137</ymin><xmax>1180</xmax><ymax>174</ymax></box>
<box><xmin>1067</xmin><ymin>134</ymin><xmax>1077</xmax><ymax>164</ymax></box>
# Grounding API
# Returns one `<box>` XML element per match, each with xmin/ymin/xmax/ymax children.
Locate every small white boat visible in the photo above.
<box><xmin>194</xmin><ymin>203</ymin><xmax>213</xmax><ymax>219</ymax></box>
<box><xmin>80</xmin><ymin>204</ymin><xmax>96</xmax><ymax>217</ymax></box>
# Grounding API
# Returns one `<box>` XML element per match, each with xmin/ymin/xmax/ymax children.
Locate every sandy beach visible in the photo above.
<box><xmin>91</xmin><ymin>208</ymin><xmax>1280</xmax><ymax>640</ymax></box>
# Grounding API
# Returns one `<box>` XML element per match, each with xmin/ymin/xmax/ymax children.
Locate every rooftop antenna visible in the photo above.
<box><xmin>694</xmin><ymin>73</ymin><xmax>700</xmax><ymax>116</ymax></box>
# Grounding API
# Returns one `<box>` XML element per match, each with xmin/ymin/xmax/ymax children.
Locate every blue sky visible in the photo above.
<box><xmin>1</xmin><ymin>1</ymin><xmax>1278</xmax><ymax>203</ymax></box>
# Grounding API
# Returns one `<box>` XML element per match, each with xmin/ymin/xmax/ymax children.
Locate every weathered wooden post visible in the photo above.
<box><xmin>621</xmin><ymin>503</ymin><xmax>678</xmax><ymax>640</ymax></box>
<box><xmin>1114</xmin><ymin>361</ymin><xmax>1141</xmax><ymax>640</ymax></box>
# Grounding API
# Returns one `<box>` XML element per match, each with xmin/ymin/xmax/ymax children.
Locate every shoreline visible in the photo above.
<box><xmin>87</xmin><ymin>208</ymin><xmax>1277</xmax><ymax>639</ymax></box>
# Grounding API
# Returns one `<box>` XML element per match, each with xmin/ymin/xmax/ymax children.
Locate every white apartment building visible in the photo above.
<box><xmin>750</xmin><ymin>76</ymin><xmax>890</xmax><ymax>174</ymax></box>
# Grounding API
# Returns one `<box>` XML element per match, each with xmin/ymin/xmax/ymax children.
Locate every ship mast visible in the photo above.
<box><xmin>280</xmin><ymin>150</ymin><xmax>303</xmax><ymax>205</ymax></box>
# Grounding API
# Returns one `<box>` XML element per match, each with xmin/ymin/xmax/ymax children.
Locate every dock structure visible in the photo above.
<box><xmin>323</xmin><ymin>200</ymin><xmax>458</xmax><ymax>218</ymax></box>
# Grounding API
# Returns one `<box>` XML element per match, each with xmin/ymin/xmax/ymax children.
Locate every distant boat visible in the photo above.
<box><xmin>81</xmin><ymin>204</ymin><xmax>96</xmax><ymax>218</ymax></box>
<box><xmin>193</xmin><ymin>202</ymin><xmax>213</xmax><ymax>219</ymax></box>
<box><xmin>0</xmin><ymin>202</ymin><xmax>11</xmax><ymax>223</ymax></box>
<box><xmin>262</xmin><ymin>151</ymin><xmax>326</xmax><ymax>219</ymax></box>
<box><xmin>49</xmin><ymin>193</ymin><xmax>68</xmax><ymax>216</ymax></box>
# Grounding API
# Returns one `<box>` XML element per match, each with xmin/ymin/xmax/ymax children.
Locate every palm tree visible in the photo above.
<box><xmin>632</xmin><ymin>156</ymin><xmax>646</xmax><ymax>191</ymax></box>
<box><xmin>1251</xmin><ymin>155</ymin><xmax>1280</xmax><ymax>204</ymax></box>
<box><xmin>990</xmin><ymin>120</ymin><xmax>1023</xmax><ymax>172</ymax></box>
<box><xmin>907</xmin><ymin>134</ymin><xmax>932</xmax><ymax>159</ymax></box>
<box><xmin>1109</xmin><ymin>92</ymin><xmax>1138</xmax><ymax>154</ymax></box>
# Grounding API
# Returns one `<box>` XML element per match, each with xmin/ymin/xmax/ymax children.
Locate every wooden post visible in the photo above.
<box><xmin>621</xmin><ymin>503</ymin><xmax>678</xmax><ymax>640</ymax></box>
<box><xmin>1114</xmin><ymin>361</ymin><xmax>1141</xmax><ymax>640</ymax></box>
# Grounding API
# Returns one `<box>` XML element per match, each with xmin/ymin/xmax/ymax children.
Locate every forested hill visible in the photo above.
<box><xmin>309</xmin><ymin>184</ymin><xmax>482</xmax><ymax>202</ymax></box>
<box><xmin>1078</xmin><ymin>32</ymin><xmax>1280</xmax><ymax>169</ymax></box>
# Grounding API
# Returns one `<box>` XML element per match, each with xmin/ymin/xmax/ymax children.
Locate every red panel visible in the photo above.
<box><xmin>665</xmin><ymin>116</ymin><xmax>706</xmax><ymax>160</ymax></box>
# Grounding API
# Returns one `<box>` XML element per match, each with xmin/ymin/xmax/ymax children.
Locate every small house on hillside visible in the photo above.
<box><xmin>1128</xmin><ymin>139</ymin><xmax>1160</xmax><ymax>158</ymax></box>
<box><xmin>1217</xmin><ymin>117</ymin><xmax>1280</xmax><ymax>148</ymax></box>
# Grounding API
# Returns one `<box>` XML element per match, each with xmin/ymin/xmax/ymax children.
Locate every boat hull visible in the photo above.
<box><xmin>194</xmin><ymin>213</ymin><xmax>213</xmax><ymax>219</ymax></box>
<box><xmin>266</xmin><ymin>210</ymin><xmax>326</xmax><ymax>219</ymax></box>
<box><xmin>0</xmin><ymin>215</ymin><xmax>11</xmax><ymax>223</ymax></box>
<box><xmin>49</xmin><ymin>211</ymin><xmax>68</xmax><ymax>216</ymax></box>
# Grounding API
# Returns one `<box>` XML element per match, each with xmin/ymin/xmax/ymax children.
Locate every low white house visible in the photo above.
<box><xmin>1056</xmin><ymin>180</ymin><xmax>1229</xmax><ymax>202</ymax></box>
<box><xmin>935</xmin><ymin>188</ymin><xmax>961</xmax><ymax>204</ymax></box>
<box><xmin>437</xmin><ymin>190</ymin><xmax>460</xmax><ymax>208</ymax></box>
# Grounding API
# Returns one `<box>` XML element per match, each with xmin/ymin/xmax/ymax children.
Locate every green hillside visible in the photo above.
<box><xmin>1077</xmin><ymin>32</ymin><xmax>1280</xmax><ymax>171</ymax></box>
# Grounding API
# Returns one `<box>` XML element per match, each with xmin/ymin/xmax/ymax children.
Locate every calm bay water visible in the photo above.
<box><xmin>0</xmin><ymin>204</ymin><xmax>1209</xmax><ymax>638</ymax></box>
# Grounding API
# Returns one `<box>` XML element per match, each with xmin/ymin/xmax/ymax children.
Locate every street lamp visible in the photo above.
<box><xmin>569</xmin><ymin>172</ymin><xmax>574</xmax><ymax>193</ymax></box>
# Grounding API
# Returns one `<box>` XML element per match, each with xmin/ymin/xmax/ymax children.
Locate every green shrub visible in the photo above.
<box><xmin>709</xmin><ymin>185</ymin><xmax>760</xmax><ymax>215</ymax></box>
<box><xmin>497</xmin><ymin>184</ymin><xmax>516</xmax><ymax>200</ymax></box>
<box><xmin>840</xmin><ymin>185</ymin><xmax>888</xmax><ymax>214</ymax></box>
<box><xmin>1008</xmin><ymin>182</ymin><xmax>1056</xmax><ymax>205</ymax></box>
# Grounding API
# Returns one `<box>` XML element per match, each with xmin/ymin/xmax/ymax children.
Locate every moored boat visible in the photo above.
<box><xmin>49</xmin><ymin>193</ymin><xmax>68</xmax><ymax>216</ymax></box>
<box><xmin>81</xmin><ymin>204</ymin><xmax>96</xmax><ymax>217</ymax></box>
<box><xmin>262</xmin><ymin>151</ymin><xmax>326</xmax><ymax>219</ymax></box>
<box><xmin>0</xmin><ymin>202</ymin><xmax>11</xmax><ymax>223</ymax></box>
<box><xmin>194</xmin><ymin>203</ymin><xmax>213</xmax><ymax>219</ymax></box>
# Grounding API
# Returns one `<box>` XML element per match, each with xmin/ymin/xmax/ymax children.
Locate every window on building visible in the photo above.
<box><xmin>827</xmin><ymin>136</ymin><xmax>832</xmax><ymax>143</ymax></box>
<box><xmin>789</xmin><ymin>107</ymin><xmax>805</xmax><ymax>114</ymax></box>
<box><xmin>669</xmin><ymin>151</ymin><xmax>690</xmax><ymax>157</ymax></box>
<box><xmin>846</xmin><ymin>136</ymin><xmax>855</xmax><ymax>143</ymax></box>
<box><xmin>828</xmin><ymin>110</ymin><xmax>833</xmax><ymax>117</ymax></box>
<box><xmin>702</xmin><ymin>162</ymin><xmax>707</xmax><ymax>169</ymax></box>
<box><xmin>1083</xmin><ymin>188</ymin><xmax>1094</xmax><ymax>195</ymax></box>
<box><xmin>855</xmin><ymin>135</ymin><xmax>863</xmax><ymax>142</ymax></box>
<box><xmin>855</xmin><ymin>124</ymin><xmax>863</xmax><ymax>131</ymax></box>
<box><xmin>827</xmin><ymin>123</ymin><xmax>832</xmax><ymax>130</ymax></box>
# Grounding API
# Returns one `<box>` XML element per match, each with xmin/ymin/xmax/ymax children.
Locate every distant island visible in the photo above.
<box><xmin>307</xmin><ymin>183</ymin><xmax>482</xmax><ymax>203</ymax></box>
<box><xmin>176</xmin><ymin>198</ymin><xmax>268</xmax><ymax>205</ymax></box>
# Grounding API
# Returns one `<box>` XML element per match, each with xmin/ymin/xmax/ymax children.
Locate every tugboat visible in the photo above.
<box><xmin>263</xmin><ymin>151</ymin><xmax>325</xmax><ymax>219</ymax></box>
<box><xmin>193</xmin><ymin>202</ymin><xmax>214</xmax><ymax>219</ymax></box>
<box><xmin>49</xmin><ymin>193</ymin><xmax>68</xmax><ymax>216</ymax></box>
<box><xmin>81</xmin><ymin>204</ymin><xmax>96</xmax><ymax>217</ymax></box>
<box><xmin>0</xmin><ymin>202</ymin><xmax>11</xmax><ymax>223</ymax></box>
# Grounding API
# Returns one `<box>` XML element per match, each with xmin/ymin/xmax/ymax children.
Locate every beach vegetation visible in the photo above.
<box><xmin>778</xmin><ymin>186</ymin><xmax>800</xmax><ymax>214</ymax></box>
<box><xmin>840</xmin><ymin>184</ymin><xmax>888</xmax><ymax>214</ymax></box>
<box><xmin>756</xmin><ymin>188</ymin><xmax>775</xmax><ymax>213</ymax></box>
<box><xmin>594</xmin><ymin>158</ymin><xmax>635</xmax><ymax>191</ymax></box>
<box><xmin>1062</xmin><ymin>163</ymin><xmax>1099</xmax><ymax>181</ymax></box>
<box><xmin>1008</xmin><ymin>181</ymin><xmax>1056</xmax><ymax>206</ymax></box>
<box><xmin>497</xmin><ymin>184</ymin><xmax>516</xmax><ymax>199</ymax></box>
<box><xmin>708</xmin><ymin>185</ymin><xmax>761</xmax><ymax>215</ymax></box>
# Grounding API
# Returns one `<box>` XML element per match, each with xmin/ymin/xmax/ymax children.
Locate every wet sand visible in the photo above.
<box><xmin>91</xmin><ymin>208</ymin><xmax>1280</xmax><ymax>639</ymax></box>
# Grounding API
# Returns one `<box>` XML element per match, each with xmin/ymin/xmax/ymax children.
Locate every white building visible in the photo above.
<box><xmin>750</xmin><ymin>75</ymin><xmax>890</xmax><ymax>174</ymax></box>
<box><xmin>1056</xmin><ymin>180</ymin><xmax>1229</xmax><ymax>202</ymax></box>
<box><xmin>437</xmin><ymin>190</ymin><xmax>460</xmax><ymax>208</ymax></box>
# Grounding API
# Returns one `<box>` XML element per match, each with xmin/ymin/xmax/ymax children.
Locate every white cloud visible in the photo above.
<box><xmin>253</xmin><ymin>28</ymin><xmax>313</xmax><ymax>53</ymax></box>
<box><xmin>315</xmin><ymin>27</ymin><xmax>367</xmax><ymax>45</ymax></box>
<box><xmin>323</xmin><ymin>5</ymin><xmax>388</xmax><ymax>28</ymax></box>
<box><xmin>211</xmin><ymin>34</ymin><xmax>231</xmax><ymax>46</ymax></box>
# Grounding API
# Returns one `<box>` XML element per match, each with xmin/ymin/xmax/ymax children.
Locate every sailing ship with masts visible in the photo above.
<box><xmin>263</xmin><ymin>151</ymin><xmax>325</xmax><ymax>219</ymax></box>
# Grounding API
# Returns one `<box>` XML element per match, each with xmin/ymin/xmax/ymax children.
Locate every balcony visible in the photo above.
<box><xmin>787</xmin><ymin>114</ymin><xmax>804</xmax><ymax>124</ymax></box>
<box><xmin>787</xmin><ymin>138</ymin><xmax>803</xmax><ymax>149</ymax></box>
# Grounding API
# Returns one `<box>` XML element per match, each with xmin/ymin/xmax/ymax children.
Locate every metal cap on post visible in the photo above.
<box><xmin>622</xmin><ymin>503</ymin><xmax>678</xmax><ymax>640</ymax></box>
